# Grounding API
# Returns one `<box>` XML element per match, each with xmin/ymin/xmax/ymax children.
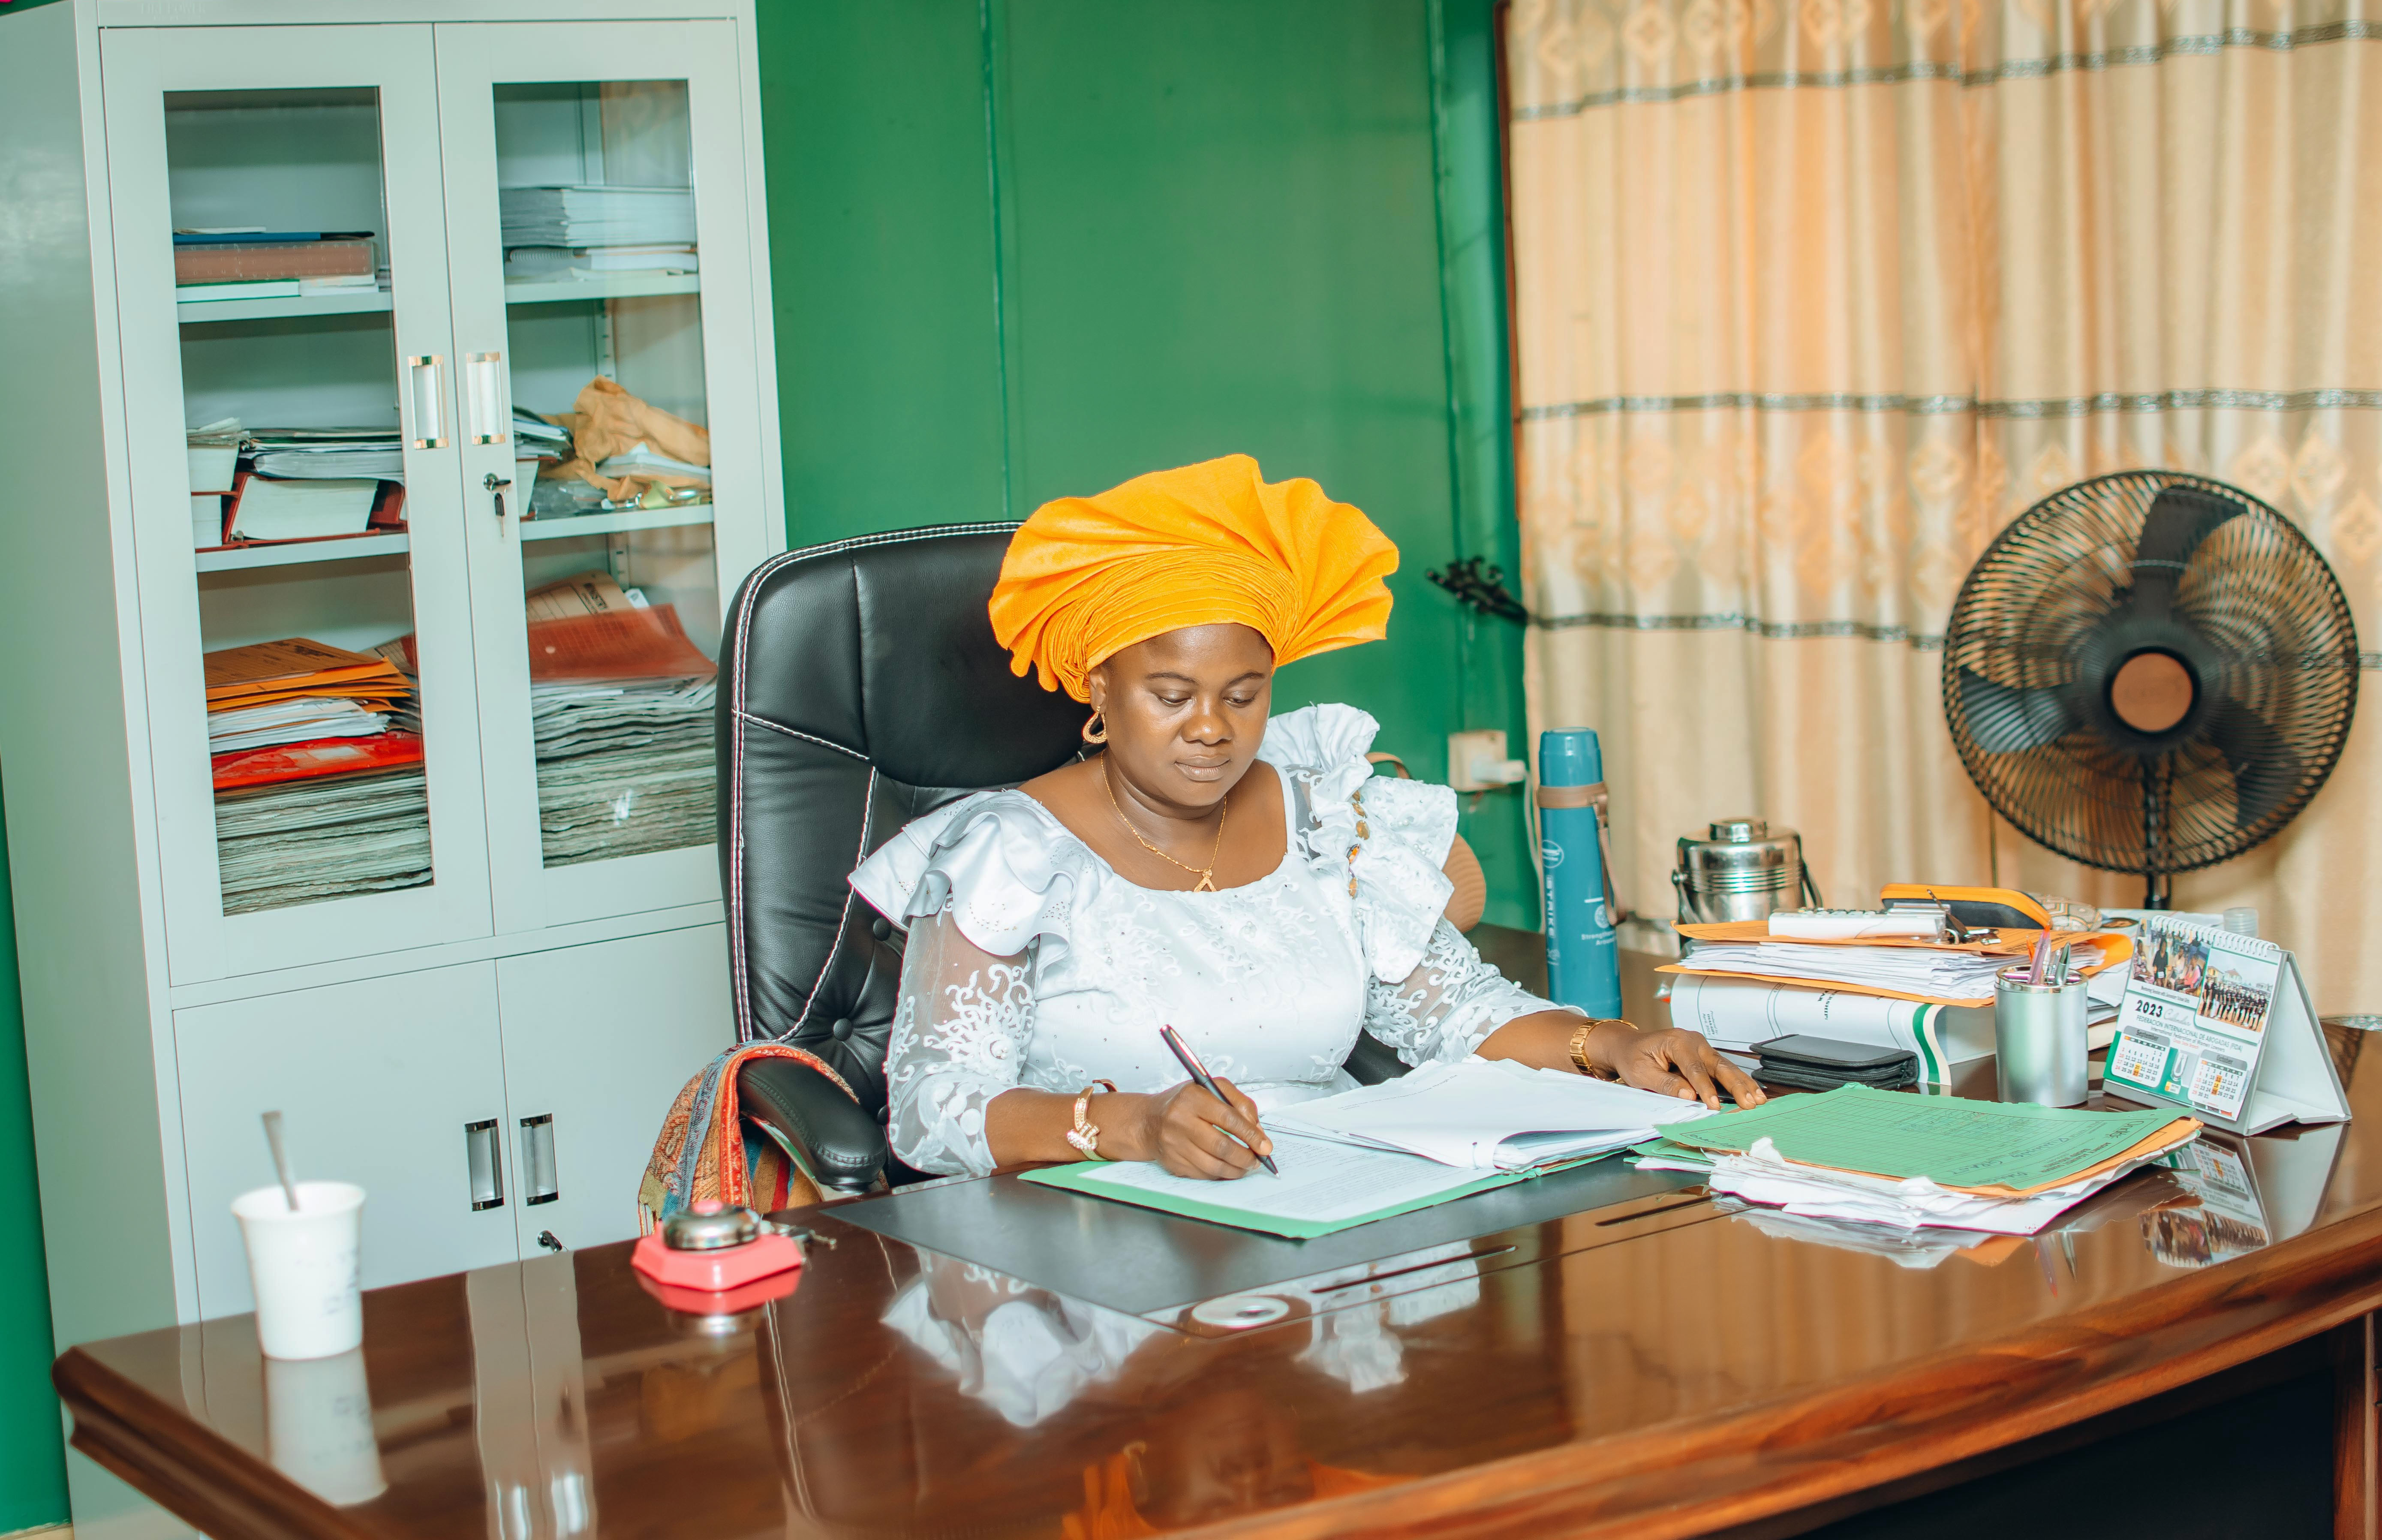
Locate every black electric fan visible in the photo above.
<box><xmin>1941</xmin><ymin>471</ymin><xmax>2360</xmax><ymax>907</ymax></box>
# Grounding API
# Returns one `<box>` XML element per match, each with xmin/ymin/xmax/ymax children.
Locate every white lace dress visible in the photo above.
<box><xmin>848</xmin><ymin>704</ymin><xmax>1569</xmax><ymax>1177</ymax></box>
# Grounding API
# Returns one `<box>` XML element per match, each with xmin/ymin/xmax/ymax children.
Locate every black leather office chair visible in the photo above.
<box><xmin>719</xmin><ymin>522</ymin><xmax>1410</xmax><ymax>1195</ymax></box>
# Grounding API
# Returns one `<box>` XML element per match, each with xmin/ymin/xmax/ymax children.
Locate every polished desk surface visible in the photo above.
<box><xmin>53</xmin><ymin>949</ymin><xmax>2382</xmax><ymax>1540</ymax></box>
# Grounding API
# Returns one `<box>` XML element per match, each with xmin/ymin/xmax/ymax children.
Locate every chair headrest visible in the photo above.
<box><xmin>727</xmin><ymin>523</ymin><xmax>1087</xmax><ymax>784</ymax></box>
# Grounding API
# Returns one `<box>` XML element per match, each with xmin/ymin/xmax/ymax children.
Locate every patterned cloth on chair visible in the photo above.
<box><xmin>638</xmin><ymin>1043</ymin><xmax>858</xmax><ymax>1232</ymax></box>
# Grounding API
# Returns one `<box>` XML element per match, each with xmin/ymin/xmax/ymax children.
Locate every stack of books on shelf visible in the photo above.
<box><xmin>191</xmin><ymin>425</ymin><xmax>407</xmax><ymax>552</ymax></box>
<box><xmin>520</xmin><ymin>573</ymin><xmax>716</xmax><ymax>866</ymax></box>
<box><xmin>204</xmin><ymin>638</ymin><xmax>429</xmax><ymax>914</ymax></box>
<box><xmin>172</xmin><ymin>230</ymin><xmax>381</xmax><ymax>304</ymax></box>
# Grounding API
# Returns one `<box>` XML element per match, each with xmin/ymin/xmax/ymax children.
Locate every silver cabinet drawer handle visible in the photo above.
<box><xmin>519</xmin><ymin>1113</ymin><xmax>559</xmax><ymax>1206</ymax></box>
<box><xmin>465</xmin><ymin>1119</ymin><xmax>504</xmax><ymax>1211</ymax></box>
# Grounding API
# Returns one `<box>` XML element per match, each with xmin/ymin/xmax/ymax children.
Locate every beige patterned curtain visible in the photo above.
<box><xmin>1505</xmin><ymin>0</ymin><xmax>2382</xmax><ymax>1009</ymax></box>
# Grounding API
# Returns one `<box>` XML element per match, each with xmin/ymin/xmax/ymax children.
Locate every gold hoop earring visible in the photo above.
<box><xmin>1081</xmin><ymin>710</ymin><xmax>1107</xmax><ymax>745</ymax></box>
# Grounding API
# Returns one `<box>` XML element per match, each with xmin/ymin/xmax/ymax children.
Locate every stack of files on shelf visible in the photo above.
<box><xmin>499</xmin><ymin>186</ymin><xmax>696</xmax><ymax>249</ymax></box>
<box><xmin>247</xmin><ymin>427</ymin><xmax>406</xmax><ymax>482</ymax></box>
<box><xmin>203</xmin><ymin>638</ymin><xmax>427</xmax><ymax>914</ymax></box>
<box><xmin>1632</xmin><ymin>1084</ymin><xmax>2201</xmax><ymax>1235</ymax></box>
<box><xmin>1023</xmin><ymin>1059</ymin><xmax>1715</xmax><ymax>1239</ymax></box>
<box><xmin>504</xmin><ymin>244</ymin><xmax>697</xmax><ymax>279</ymax></box>
<box><xmin>1266</xmin><ymin>1059</ymin><xmax>1710</xmax><ymax>1170</ymax></box>
<box><xmin>204</xmin><ymin>638</ymin><xmax>410</xmax><ymax>733</ymax></box>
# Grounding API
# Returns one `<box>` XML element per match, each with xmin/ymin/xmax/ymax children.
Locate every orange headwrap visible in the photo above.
<box><xmin>988</xmin><ymin>455</ymin><xmax>1398</xmax><ymax>702</ymax></box>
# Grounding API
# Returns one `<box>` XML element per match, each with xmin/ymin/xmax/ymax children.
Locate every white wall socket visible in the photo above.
<box><xmin>1447</xmin><ymin>729</ymin><xmax>1528</xmax><ymax>791</ymax></box>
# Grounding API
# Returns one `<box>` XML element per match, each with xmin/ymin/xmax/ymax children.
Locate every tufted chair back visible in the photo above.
<box><xmin>717</xmin><ymin>524</ymin><xmax>1085</xmax><ymax>1184</ymax></box>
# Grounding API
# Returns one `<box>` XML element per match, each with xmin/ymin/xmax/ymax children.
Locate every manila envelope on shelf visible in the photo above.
<box><xmin>202</xmin><ymin>636</ymin><xmax>411</xmax><ymax>710</ymax></box>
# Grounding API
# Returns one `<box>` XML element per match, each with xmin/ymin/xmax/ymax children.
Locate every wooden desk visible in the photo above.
<box><xmin>54</xmin><ymin>952</ymin><xmax>2382</xmax><ymax>1540</ymax></box>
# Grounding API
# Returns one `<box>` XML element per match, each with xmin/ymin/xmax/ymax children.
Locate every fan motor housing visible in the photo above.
<box><xmin>2075</xmin><ymin>617</ymin><xmax>2216</xmax><ymax>754</ymax></box>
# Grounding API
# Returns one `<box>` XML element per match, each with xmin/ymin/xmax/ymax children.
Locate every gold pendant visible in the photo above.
<box><xmin>1194</xmin><ymin>871</ymin><xmax>1217</xmax><ymax>893</ymax></box>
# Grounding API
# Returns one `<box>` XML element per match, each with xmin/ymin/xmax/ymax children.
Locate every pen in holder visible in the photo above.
<box><xmin>1994</xmin><ymin>965</ymin><xmax>2089</xmax><ymax>1107</ymax></box>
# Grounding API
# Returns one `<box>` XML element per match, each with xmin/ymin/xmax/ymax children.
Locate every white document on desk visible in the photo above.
<box><xmin>1054</xmin><ymin>1132</ymin><xmax>1504</xmax><ymax>1225</ymax></box>
<box><xmin>1266</xmin><ymin>1059</ymin><xmax>1706</xmax><ymax>1170</ymax></box>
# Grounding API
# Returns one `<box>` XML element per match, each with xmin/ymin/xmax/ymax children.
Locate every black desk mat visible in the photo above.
<box><xmin>828</xmin><ymin>1158</ymin><xmax>1696</xmax><ymax>1317</ymax></box>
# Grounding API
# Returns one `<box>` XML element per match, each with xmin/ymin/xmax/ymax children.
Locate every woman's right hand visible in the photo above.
<box><xmin>1119</xmin><ymin>1078</ymin><xmax>1273</xmax><ymax>1180</ymax></box>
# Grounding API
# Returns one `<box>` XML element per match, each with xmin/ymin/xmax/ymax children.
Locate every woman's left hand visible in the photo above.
<box><xmin>1594</xmin><ymin>1024</ymin><xmax>1765</xmax><ymax>1110</ymax></box>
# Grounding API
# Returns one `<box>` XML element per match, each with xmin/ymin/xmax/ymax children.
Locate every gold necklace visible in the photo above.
<box><xmin>1103</xmin><ymin>764</ymin><xmax>1230</xmax><ymax>892</ymax></box>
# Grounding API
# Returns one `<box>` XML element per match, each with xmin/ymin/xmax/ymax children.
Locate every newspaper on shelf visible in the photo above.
<box><xmin>214</xmin><ymin>766</ymin><xmax>432</xmax><ymax>914</ymax></box>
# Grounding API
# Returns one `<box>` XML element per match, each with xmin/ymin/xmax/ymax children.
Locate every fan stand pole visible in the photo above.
<box><xmin>2142</xmin><ymin>755</ymin><xmax>2171</xmax><ymax>911</ymax></box>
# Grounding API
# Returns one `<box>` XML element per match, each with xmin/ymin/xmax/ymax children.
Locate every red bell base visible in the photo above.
<box><xmin>635</xmin><ymin>1267</ymin><xmax>803</xmax><ymax>1317</ymax></box>
<box><xmin>631</xmin><ymin>1228</ymin><xmax>804</xmax><ymax>1291</ymax></box>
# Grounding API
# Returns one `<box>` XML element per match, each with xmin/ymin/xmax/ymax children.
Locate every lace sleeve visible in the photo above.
<box><xmin>885</xmin><ymin>908</ymin><xmax>1037</xmax><ymax>1177</ymax></box>
<box><xmin>1361</xmin><ymin>917</ymin><xmax>1576</xmax><ymax>1067</ymax></box>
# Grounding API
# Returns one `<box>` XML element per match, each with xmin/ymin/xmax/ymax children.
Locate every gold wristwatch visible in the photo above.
<box><xmin>1568</xmin><ymin>1019</ymin><xmax>1630</xmax><ymax>1079</ymax></box>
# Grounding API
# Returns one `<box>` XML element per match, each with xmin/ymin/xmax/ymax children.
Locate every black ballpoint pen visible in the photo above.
<box><xmin>1158</xmin><ymin>1024</ymin><xmax>1280</xmax><ymax>1175</ymax></box>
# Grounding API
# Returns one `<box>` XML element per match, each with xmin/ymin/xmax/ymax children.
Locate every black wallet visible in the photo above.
<box><xmin>1754</xmin><ymin>1034</ymin><xmax>1919</xmax><ymax>1091</ymax></box>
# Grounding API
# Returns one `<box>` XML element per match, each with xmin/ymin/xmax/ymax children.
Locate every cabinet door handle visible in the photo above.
<box><xmin>465</xmin><ymin>1119</ymin><xmax>504</xmax><ymax>1210</ymax></box>
<box><xmin>519</xmin><ymin>1113</ymin><xmax>559</xmax><ymax>1206</ymax></box>
<box><xmin>483</xmin><ymin>472</ymin><xmax>512</xmax><ymax>522</ymax></box>
<box><xmin>406</xmin><ymin>355</ymin><xmax>449</xmax><ymax>449</ymax></box>
<box><xmin>464</xmin><ymin>351</ymin><xmax>509</xmax><ymax>445</ymax></box>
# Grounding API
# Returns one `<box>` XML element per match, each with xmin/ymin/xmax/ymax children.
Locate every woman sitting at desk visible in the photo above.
<box><xmin>851</xmin><ymin>456</ymin><xmax>1761</xmax><ymax>1179</ymax></box>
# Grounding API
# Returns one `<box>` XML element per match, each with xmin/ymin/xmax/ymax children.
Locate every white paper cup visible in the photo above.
<box><xmin>233</xmin><ymin>1181</ymin><xmax>365</xmax><ymax>1360</ymax></box>
<box><xmin>266</xmin><ymin>1347</ymin><xmax>387</xmax><ymax>1505</ymax></box>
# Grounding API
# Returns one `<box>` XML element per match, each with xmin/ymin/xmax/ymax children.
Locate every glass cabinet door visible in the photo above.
<box><xmin>101</xmin><ymin>27</ymin><xmax>492</xmax><ymax>984</ymax></box>
<box><xmin>434</xmin><ymin>21</ymin><xmax>774</xmax><ymax>933</ymax></box>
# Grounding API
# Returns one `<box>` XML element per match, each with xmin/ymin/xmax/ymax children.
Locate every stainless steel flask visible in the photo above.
<box><xmin>1672</xmin><ymin>817</ymin><xmax>1820</xmax><ymax>925</ymax></box>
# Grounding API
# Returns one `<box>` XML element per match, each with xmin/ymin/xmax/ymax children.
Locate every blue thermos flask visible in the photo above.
<box><xmin>1539</xmin><ymin>728</ymin><xmax>1624</xmax><ymax>1016</ymax></box>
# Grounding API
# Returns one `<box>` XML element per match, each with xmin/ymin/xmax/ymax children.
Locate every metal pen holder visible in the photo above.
<box><xmin>1994</xmin><ymin>966</ymin><xmax>2089</xmax><ymax>1107</ymax></box>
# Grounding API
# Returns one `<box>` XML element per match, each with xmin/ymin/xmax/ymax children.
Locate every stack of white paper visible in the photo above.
<box><xmin>1267</xmin><ymin>1059</ymin><xmax>1710</xmax><ymax>1171</ymax></box>
<box><xmin>228</xmin><ymin>477</ymin><xmax>381</xmax><ymax>541</ymax></box>
<box><xmin>504</xmin><ymin>244</ymin><xmax>698</xmax><ymax>279</ymax></box>
<box><xmin>499</xmin><ymin>186</ymin><xmax>697</xmax><ymax>248</ymax></box>
<box><xmin>206</xmin><ymin>696</ymin><xmax>387</xmax><ymax>754</ymax></box>
<box><xmin>1680</xmin><ymin>942</ymin><xmax>2028</xmax><ymax>1003</ymax></box>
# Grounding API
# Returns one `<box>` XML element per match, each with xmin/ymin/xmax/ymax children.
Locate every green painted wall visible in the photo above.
<box><xmin>759</xmin><ymin>0</ymin><xmax>1533</xmax><ymax>922</ymax></box>
<box><xmin>0</xmin><ymin>5</ymin><xmax>1528</xmax><ymax>1525</ymax></box>
<box><xmin>0</xmin><ymin>802</ymin><xmax>68</xmax><ymax>1532</ymax></box>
